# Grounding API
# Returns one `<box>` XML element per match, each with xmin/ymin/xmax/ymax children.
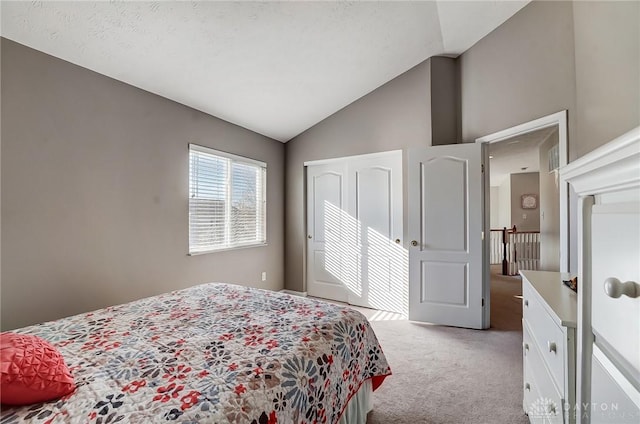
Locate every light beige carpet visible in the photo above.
<box><xmin>357</xmin><ymin>267</ymin><xmax>529</xmax><ymax>423</ymax></box>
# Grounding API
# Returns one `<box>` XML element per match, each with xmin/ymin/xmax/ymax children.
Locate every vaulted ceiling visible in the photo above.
<box><xmin>1</xmin><ymin>1</ymin><xmax>529</xmax><ymax>142</ymax></box>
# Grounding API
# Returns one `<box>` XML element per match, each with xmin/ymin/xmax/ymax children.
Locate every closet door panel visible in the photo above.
<box><xmin>348</xmin><ymin>152</ymin><xmax>404</xmax><ymax>314</ymax></box>
<box><xmin>306</xmin><ymin>163</ymin><xmax>349</xmax><ymax>302</ymax></box>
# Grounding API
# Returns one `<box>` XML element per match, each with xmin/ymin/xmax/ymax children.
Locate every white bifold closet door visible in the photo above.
<box><xmin>306</xmin><ymin>151</ymin><xmax>405</xmax><ymax>314</ymax></box>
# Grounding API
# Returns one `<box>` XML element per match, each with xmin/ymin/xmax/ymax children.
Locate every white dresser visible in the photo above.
<box><xmin>562</xmin><ymin>126</ymin><xmax>640</xmax><ymax>424</ymax></box>
<box><xmin>522</xmin><ymin>270</ymin><xmax>577</xmax><ymax>424</ymax></box>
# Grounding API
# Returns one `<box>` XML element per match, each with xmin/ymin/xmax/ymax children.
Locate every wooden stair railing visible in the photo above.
<box><xmin>490</xmin><ymin>226</ymin><xmax>540</xmax><ymax>276</ymax></box>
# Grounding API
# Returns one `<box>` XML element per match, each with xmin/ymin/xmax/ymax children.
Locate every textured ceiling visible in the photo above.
<box><xmin>1</xmin><ymin>1</ymin><xmax>529</xmax><ymax>142</ymax></box>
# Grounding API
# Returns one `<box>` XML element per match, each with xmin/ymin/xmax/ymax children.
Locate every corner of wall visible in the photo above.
<box><xmin>430</xmin><ymin>56</ymin><xmax>459</xmax><ymax>146</ymax></box>
<box><xmin>454</xmin><ymin>56</ymin><xmax>462</xmax><ymax>144</ymax></box>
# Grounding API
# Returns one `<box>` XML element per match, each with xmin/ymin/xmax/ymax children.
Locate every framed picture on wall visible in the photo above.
<box><xmin>521</xmin><ymin>194</ymin><xmax>538</xmax><ymax>209</ymax></box>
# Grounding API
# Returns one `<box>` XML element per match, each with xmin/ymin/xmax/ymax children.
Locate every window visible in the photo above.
<box><xmin>548</xmin><ymin>144</ymin><xmax>559</xmax><ymax>172</ymax></box>
<box><xmin>189</xmin><ymin>144</ymin><xmax>266</xmax><ymax>254</ymax></box>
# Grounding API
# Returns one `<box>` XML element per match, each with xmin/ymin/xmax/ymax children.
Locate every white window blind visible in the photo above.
<box><xmin>189</xmin><ymin>144</ymin><xmax>266</xmax><ymax>254</ymax></box>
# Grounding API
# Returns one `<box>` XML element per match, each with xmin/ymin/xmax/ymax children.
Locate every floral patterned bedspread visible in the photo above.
<box><xmin>0</xmin><ymin>283</ymin><xmax>391</xmax><ymax>424</ymax></box>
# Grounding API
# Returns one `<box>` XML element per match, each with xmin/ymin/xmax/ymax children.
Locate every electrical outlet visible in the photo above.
<box><xmin>261</xmin><ymin>272</ymin><xmax>267</xmax><ymax>282</ymax></box>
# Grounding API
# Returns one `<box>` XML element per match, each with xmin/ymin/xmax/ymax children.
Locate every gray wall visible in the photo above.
<box><xmin>460</xmin><ymin>0</ymin><xmax>639</xmax><ymax>159</ymax></box>
<box><xmin>430</xmin><ymin>57</ymin><xmax>460</xmax><ymax>145</ymax></box>
<box><xmin>539</xmin><ymin>132</ymin><xmax>560</xmax><ymax>271</ymax></box>
<box><xmin>0</xmin><ymin>37</ymin><xmax>3</xmax><ymax>296</ymax></box>
<box><xmin>572</xmin><ymin>0</ymin><xmax>640</xmax><ymax>159</ymax></box>
<box><xmin>1</xmin><ymin>39</ymin><xmax>285</xmax><ymax>330</ymax></box>
<box><xmin>497</xmin><ymin>178</ymin><xmax>512</xmax><ymax>229</ymax></box>
<box><xmin>510</xmin><ymin>173</ymin><xmax>540</xmax><ymax>232</ymax></box>
<box><xmin>459</xmin><ymin>1</ymin><xmax>576</xmax><ymax>146</ymax></box>
<box><xmin>459</xmin><ymin>0</ymin><xmax>638</xmax><ymax>274</ymax></box>
<box><xmin>285</xmin><ymin>0</ymin><xmax>640</xmax><ymax>291</ymax></box>
<box><xmin>285</xmin><ymin>60</ymin><xmax>434</xmax><ymax>292</ymax></box>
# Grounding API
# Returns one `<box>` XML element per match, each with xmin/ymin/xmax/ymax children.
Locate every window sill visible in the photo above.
<box><xmin>188</xmin><ymin>242</ymin><xmax>268</xmax><ymax>256</ymax></box>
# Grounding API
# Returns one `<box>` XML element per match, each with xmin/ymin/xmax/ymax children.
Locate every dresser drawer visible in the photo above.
<box><xmin>523</xmin><ymin>279</ymin><xmax>566</xmax><ymax>393</ymax></box>
<box><xmin>524</xmin><ymin>327</ymin><xmax>544</xmax><ymax>422</ymax></box>
<box><xmin>524</xmin><ymin>360</ymin><xmax>544</xmax><ymax>423</ymax></box>
<box><xmin>523</xmin><ymin>322</ymin><xmax>565</xmax><ymax>423</ymax></box>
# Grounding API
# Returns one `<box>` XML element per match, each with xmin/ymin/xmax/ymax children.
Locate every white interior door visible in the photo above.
<box><xmin>306</xmin><ymin>151</ymin><xmax>405</xmax><ymax>314</ymax></box>
<box><xmin>347</xmin><ymin>154</ymin><xmax>405</xmax><ymax>313</ymax></box>
<box><xmin>408</xmin><ymin>143</ymin><xmax>487</xmax><ymax>329</ymax></box>
<box><xmin>306</xmin><ymin>161</ymin><xmax>349</xmax><ymax>302</ymax></box>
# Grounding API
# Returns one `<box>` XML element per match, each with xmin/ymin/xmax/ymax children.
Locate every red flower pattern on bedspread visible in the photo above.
<box><xmin>0</xmin><ymin>283</ymin><xmax>391</xmax><ymax>423</ymax></box>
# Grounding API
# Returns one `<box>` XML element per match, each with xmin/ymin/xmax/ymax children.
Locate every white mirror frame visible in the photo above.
<box><xmin>475</xmin><ymin>110</ymin><xmax>570</xmax><ymax>273</ymax></box>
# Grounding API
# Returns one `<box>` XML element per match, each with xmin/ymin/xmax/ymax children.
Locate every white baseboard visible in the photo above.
<box><xmin>279</xmin><ymin>289</ymin><xmax>308</xmax><ymax>297</ymax></box>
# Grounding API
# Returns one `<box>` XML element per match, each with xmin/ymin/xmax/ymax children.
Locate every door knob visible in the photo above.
<box><xmin>411</xmin><ymin>240</ymin><xmax>418</xmax><ymax>247</ymax></box>
<box><xmin>308</xmin><ymin>235</ymin><xmax>312</xmax><ymax>239</ymax></box>
<box><xmin>395</xmin><ymin>239</ymin><xmax>401</xmax><ymax>244</ymax></box>
<box><xmin>604</xmin><ymin>277</ymin><xmax>639</xmax><ymax>299</ymax></box>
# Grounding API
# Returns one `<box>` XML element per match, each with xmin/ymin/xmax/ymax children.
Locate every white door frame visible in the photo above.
<box><xmin>475</xmin><ymin>110</ymin><xmax>570</xmax><ymax>273</ymax></box>
<box><xmin>304</xmin><ymin>150</ymin><xmax>403</xmax><ymax>167</ymax></box>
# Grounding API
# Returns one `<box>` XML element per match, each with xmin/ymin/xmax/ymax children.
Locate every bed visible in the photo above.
<box><xmin>0</xmin><ymin>283</ymin><xmax>391</xmax><ymax>423</ymax></box>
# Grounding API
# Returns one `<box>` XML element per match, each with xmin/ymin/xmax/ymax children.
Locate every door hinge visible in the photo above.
<box><xmin>481</xmin><ymin>164</ymin><xmax>484</xmax><ymax>173</ymax></box>
<box><xmin>482</xmin><ymin>298</ymin><xmax>485</xmax><ymax>307</ymax></box>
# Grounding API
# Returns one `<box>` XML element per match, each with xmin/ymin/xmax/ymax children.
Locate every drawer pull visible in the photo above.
<box><xmin>524</xmin><ymin>383</ymin><xmax>531</xmax><ymax>392</ymax></box>
<box><xmin>604</xmin><ymin>277</ymin><xmax>639</xmax><ymax>299</ymax></box>
<box><xmin>547</xmin><ymin>341</ymin><xmax>557</xmax><ymax>354</ymax></box>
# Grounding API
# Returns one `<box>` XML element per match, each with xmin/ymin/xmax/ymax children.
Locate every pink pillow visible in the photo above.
<box><xmin>0</xmin><ymin>332</ymin><xmax>75</xmax><ymax>405</ymax></box>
